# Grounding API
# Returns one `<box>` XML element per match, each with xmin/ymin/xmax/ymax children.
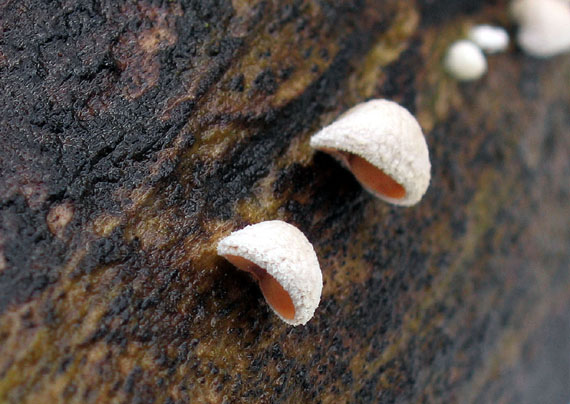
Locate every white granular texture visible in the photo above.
<box><xmin>217</xmin><ymin>220</ymin><xmax>322</xmax><ymax>326</ymax></box>
<box><xmin>468</xmin><ymin>25</ymin><xmax>510</xmax><ymax>53</ymax></box>
<box><xmin>511</xmin><ymin>0</ymin><xmax>570</xmax><ymax>58</ymax></box>
<box><xmin>310</xmin><ymin>99</ymin><xmax>431</xmax><ymax>206</ymax></box>
<box><xmin>444</xmin><ymin>40</ymin><xmax>488</xmax><ymax>81</ymax></box>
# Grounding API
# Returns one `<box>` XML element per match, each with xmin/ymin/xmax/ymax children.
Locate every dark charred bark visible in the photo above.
<box><xmin>0</xmin><ymin>1</ymin><xmax>569</xmax><ymax>403</ymax></box>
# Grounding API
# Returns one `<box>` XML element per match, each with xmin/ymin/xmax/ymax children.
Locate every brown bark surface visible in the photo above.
<box><xmin>1</xmin><ymin>0</ymin><xmax>569</xmax><ymax>403</ymax></box>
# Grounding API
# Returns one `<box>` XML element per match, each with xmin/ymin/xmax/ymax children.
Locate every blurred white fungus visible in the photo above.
<box><xmin>468</xmin><ymin>25</ymin><xmax>510</xmax><ymax>53</ymax></box>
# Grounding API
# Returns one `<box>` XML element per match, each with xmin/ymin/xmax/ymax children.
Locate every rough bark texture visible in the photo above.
<box><xmin>1</xmin><ymin>0</ymin><xmax>569</xmax><ymax>403</ymax></box>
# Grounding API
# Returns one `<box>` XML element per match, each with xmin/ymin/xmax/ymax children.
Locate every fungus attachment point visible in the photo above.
<box><xmin>217</xmin><ymin>221</ymin><xmax>322</xmax><ymax>326</ymax></box>
<box><xmin>310</xmin><ymin>99</ymin><xmax>431</xmax><ymax>206</ymax></box>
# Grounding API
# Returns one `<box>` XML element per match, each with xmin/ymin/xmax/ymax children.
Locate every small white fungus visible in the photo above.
<box><xmin>217</xmin><ymin>220</ymin><xmax>322</xmax><ymax>326</ymax></box>
<box><xmin>444</xmin><ymin>40</ymin><xmax>488</xmax><ymax>81</ymax></box>
<box><xmin>468</xmin><ymin>25</ymin><xmax>510</xmax><ymax>53</ymax></box>
<box><xmin>511</xmin><ymin>0</ymin><xmax>570</xmax><ymax>58</ymax></box>
<box><xmin>310</xmin><ymin>99</ymin><xmax>431</xmax><ymax>206</ymax></box>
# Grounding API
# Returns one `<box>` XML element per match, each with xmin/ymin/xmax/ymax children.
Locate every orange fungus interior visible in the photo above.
<box><xmin>224</xmin><ymin>255</ymin><xmax>296</xmax><ymax>320</ymax></box>
<box><xmin>346</xmin><ymin>153</ymin><xmax>406</xmax><ymax>199</ymax></box>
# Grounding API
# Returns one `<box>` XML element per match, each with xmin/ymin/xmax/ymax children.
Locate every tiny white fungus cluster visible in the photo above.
<box><xmin>213</xmin><ymin>1</ymin><xmax>568</xmax><ymax>331</ymax></box>
<box><xmin>445</xmin><ymin>24</ymin><xmax>510</xmax><ymax>81</ymax></box>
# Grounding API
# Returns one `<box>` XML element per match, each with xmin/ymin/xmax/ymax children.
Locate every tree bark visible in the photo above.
<box><xmin>1</xmin><ymin>0</ymin><xmax>569</xmax><ymax>403</ymax></box>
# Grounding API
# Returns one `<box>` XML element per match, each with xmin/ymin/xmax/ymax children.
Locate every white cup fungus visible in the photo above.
<box><xmin>217</xmin><ymin>220</ymin><xmax>322</xmax><ymax>326</ymax></box>
<box><xmin>310</xmin><ymin>99</ymin><xmax>431</xmax><ymax>206</ymax></box>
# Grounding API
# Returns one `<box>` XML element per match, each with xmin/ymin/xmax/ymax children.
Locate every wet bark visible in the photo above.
<box><xmin>1</xmin><ymin>0</ymin><xmax>569</xmax><ymax>403</ymax></box>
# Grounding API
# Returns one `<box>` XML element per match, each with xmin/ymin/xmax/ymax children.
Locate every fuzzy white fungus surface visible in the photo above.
<box><xmin>217</xmin><ymin>220</ymin><xmax>322</xmax><ymax>326</ymax></box>
<box><xmin>310</xmin><ymin>99</ymin><xmax>431</xmax><ymax>206</ymax></box>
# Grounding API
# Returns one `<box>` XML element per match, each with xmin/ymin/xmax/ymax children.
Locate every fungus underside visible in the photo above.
<box><xmin>323</xmin><ymin>148</ymin><xmax>406</xmax><ymax>199</ymax></box>
<box><xmin>224</xmin><ymin>255</ymin><xmax>296</xmax><ymax>320</ymax></box>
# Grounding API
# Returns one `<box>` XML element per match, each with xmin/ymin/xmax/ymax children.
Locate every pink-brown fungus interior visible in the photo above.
<box><xmin>224</xmin><ymin>255</ymin><xmax>296</xmax><ymax>320</ymax></box>
<box><xmin>345</xmin><ymin>152</ymin><xmax>406</xmax><ymax>199</ymax></box>
<box><xmin>320</xmin><ymin>148</ymin><xmax>406</xmax><ymax>199</ymax></box>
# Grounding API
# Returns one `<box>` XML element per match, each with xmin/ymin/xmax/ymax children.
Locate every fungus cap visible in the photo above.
<box><xmin>310</xmin><ymin>99</ymin><xmax>431</xmax><ymax>206</ymax></box>
<box><xmin>217</xmin><ymin>220</ymin><xmax>322</xmax><ymax>326</ymax></box>
<box><xmin>444</xmin><ymin>40</ymin><xmax>488</xmax><ymax>81</ymax></box>
<box><xmin>510</xmin><ymin>0</ymin><xmax>570</xmax><ymax>58</ymax></box>
<box><xmin>468</xmin><ymin>25</ymin><xmax>510</xmax><ymax>53</ymax></box>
